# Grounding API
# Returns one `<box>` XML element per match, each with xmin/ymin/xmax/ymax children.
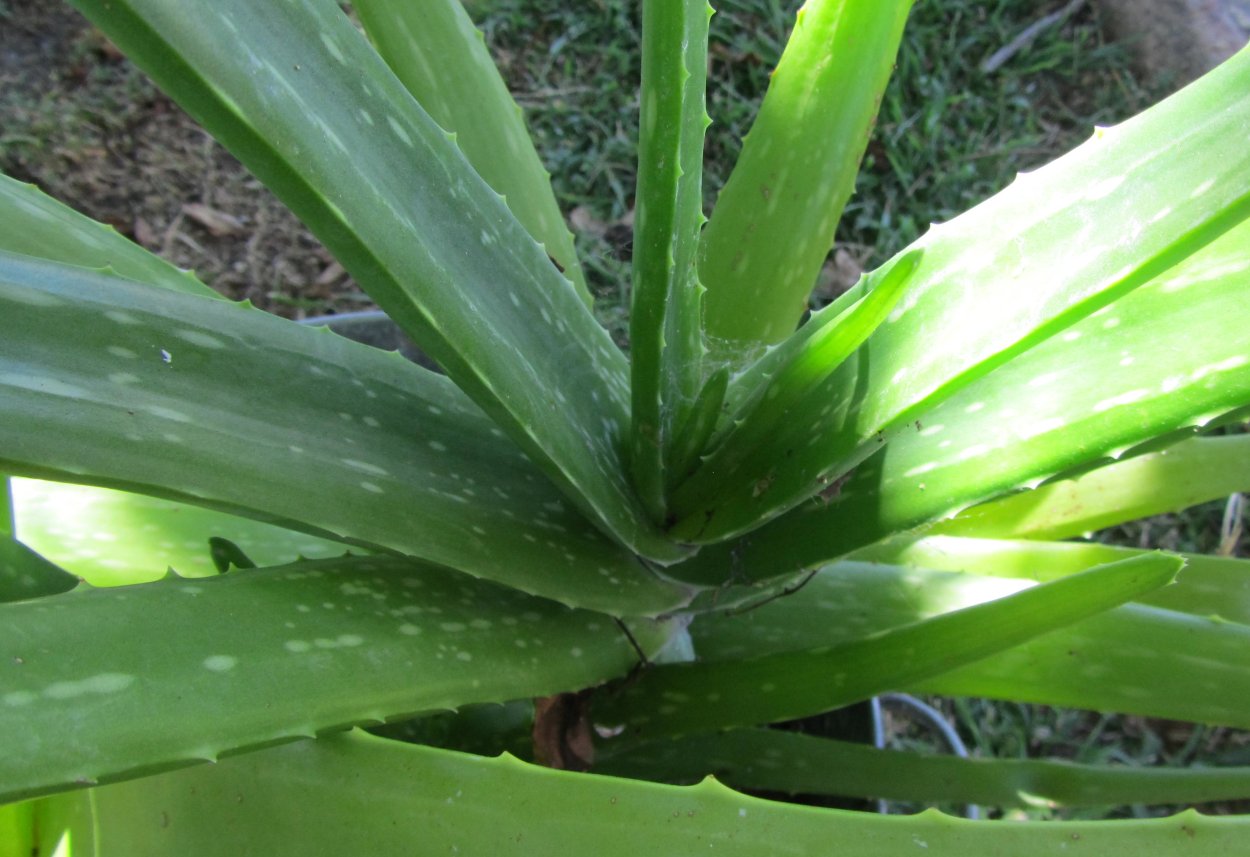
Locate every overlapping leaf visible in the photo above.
<box><xmin>673</xmin><ymin>217</ymin><xmax>1250</xmax><ymax>584</ymax></box>
<box><xmin>0</xmin><ymin>254</ymin><xmax>690</xmax><ymax>614</ymax></box>
<box><xmin>68</xmin><ymin>0</ymin><xmax>682</xmax><ymax>561</ymax></box>
<box><xmin>0</xmin><ymin>555</ymin><xmax>677</xmax><ymax>802</ymax></box>
<box><xmin>628</xmin><ymin>0</ymin><xmax>712</xmax><ymax>521</ymax></box>
<box><xmin>34</xmin><ymin>731</ymin><xmax>1250</xmax><ymax>856</ymax></box>
<box><xmin>592</xmin><ymin>554</ymin><xmax>1177</xmax><ymax>741</ymax></box>
<box><xmin>668</xmin><ymin>48</ymin><xmax>1250</xmax><ymax>544</ymax></box>
<box><xmin>353</xmin><ymin>0</ymin><xmax>590</xmax><ymax>303</ymax></box>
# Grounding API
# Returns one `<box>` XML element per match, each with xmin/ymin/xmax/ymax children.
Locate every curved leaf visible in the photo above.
<box><xmin>0</xmin><ymin>255</ymin><xmax>690</xmax><ymax>614</ymax></box>
<box><xmin>68</xmin><ymin>0</ymin><xmax>683</xmax><ymax>562</ymax></box>
<box><xmin>35</xmin><ymin>731</ymin><xmax>1250</xmax><ymax>856</ymax></box>
<box><xmin>353</xmin><ymin>0</ymin><xmax>590</xmax><ymax>303</ymax></box>
<box><xmin>0</xmin><ymin>555</ymin><xmax>677</xmax><ymax>803</ymax></box>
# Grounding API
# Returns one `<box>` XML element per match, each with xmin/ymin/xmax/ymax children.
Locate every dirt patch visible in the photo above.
<box><xmin>0</xmin><ymin>0</ymin><xmax>368</xmax><ymax>317</ymax></box>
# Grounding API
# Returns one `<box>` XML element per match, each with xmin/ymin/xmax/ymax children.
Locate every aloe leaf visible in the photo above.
<box><xmin>590</xmin><ymin>554</ymin><xmax>1178</xmax><ymax>742</ymax></box>
<box><xmin>599</xmin><ymin>728</ymin><xmax>1250</xmax><ymax>809</ymax></box>
<box><xmin>0</xmin><ymin>475</ymin><xmax>10</xmax><ymax>538</ymax></box>
<box><xmin>0</xmin><ymin>802</ymin><xmax>33</xmax><ymax>857</ymax></box>
<box><xmin>935</xmin><ymin>435</ymin><xmax>1250</xmax><ymax>540</ymax></box>
<box><xmin>0</xmin><ymin>538</ymin><xmax>77</xmax><ymax>603</ymax></box>
<box><xmin>665</xmin><ymin>48</ymin><xmax>1250</xmax><ymax>547</ymax></box>
<box><xmin>690</xmin><ymin>560</ymin><xmax>1250</xmax><ymax>731</ymax></box>
<box><xmin>10</xmin><ymin>479</ymin><xmax>345</xmax><ymax>587</ymax></box>
<box><xmin>698</xmin><ymin>0</ymin><xmax>914</xmax><ymax>355</ymax></box>
<box><xmin>0</xmin><ymin>255</ymin><xmax>690</xmax><ymax>614</ymax></box>
<box><xmin>860</xmin><ymin>535</ymin><xmax>1250</xmax><ymax>626</ymax></box>
<box><xmin>669</xmin><ymin>250</ymin><xmax>920</xmax><ymax>532</ymax></box>
<box><xmin>352</xmin><ymin>0</ymin><xmax>590</xmax><ymax>304</ymax></box>
<box><xmin>672</xmin><ymin>215</ymin><xmax>1250</xmax><ymax>584</ymax></box>
<box><xmin>0</xmin><ymin>174</ymin><xmax>218</xmax><ymax>300</ymax></box>
<box><xmin>68</xmin><ymin>0</ymin><xmax>683</xmax><ymax>562</ymax></box>
<box><xmin>0</xmin><ymin>554</ymin><xmax>677</xmax><ymax>803</ymax></box>
<box><xmin>629</xmin><ymin>0</ymin><xmax>711</xmax><ymax>521</ymax></box>
<box><xmin>37</xmin><ymin>731</ymin><xmax>1250</xmax><ymax>856</ymax></box>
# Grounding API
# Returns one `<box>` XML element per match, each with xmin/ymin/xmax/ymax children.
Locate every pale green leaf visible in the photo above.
<box><xmin>699</xmin><ymin>0</ymin><xmax>914</xmax><ymax>355</ymax></box>
<box><xmin>935</xmin><ymin>435</ymin><xmax>1250</xmax><ymax>540</ymax></box>
<box><xmin>629</xmin><ymin>0</ymin><xmax>712</xmax><ymax>520</ymax></box>
<box><xmin>689</xmin><ymin>560</ymin><xmax>1250</xmax><ymax>731</ymax></box>
<box><xmin>666</xmin><ymin>48</ymin><xmax>1250</xmax><ymax>546</ymax></box>
<box><xmin>0</xmin><ymin>555</ymin><xmax>678</xmax><ymax>803</ymax></box>
<box><xmin>0</xmin><ymin>255</ymin><xmax>690</xmax><ymax>614</ymax></box>
<box><xmin>11</xmin><ymin>479</ymin><xmax>345</xmax><ymax>587</ymax></box>
<box><xmin>859</xmin><ymin>535</ymin><xmax>1250</xmax><ymax>626</ymax></box>
<box><xmin>672</xmin><ymin>215</ymin><xmax>1250</xmax><ymax>584</ymax></box>
<box><xmin>0</xmin><ymin>174</ymin><xmax>217</xmax><ymax>300</ymax></box>
<box><xmin>353</xmin><ymin>0</ymin><xmax>590</xmax><ymax>304</ymax></box>
<box><xmin>68</xmin><ymin>0</ymin><xmax>683</xmax><ymax>561</ymax></box>
<box><xmin>599</xmin><ymin>728</ymin><xmax>1250</xmax><ymax>809</ymax></box>
<box><xmin>35</xmin><ymin>731</ymin><xmax>1250</xmax><ymax>856</ymax></box>
<box><xmin>591</xmin><ymin>554</ymin><xmax>1178</xmax><ymax>741</ymax></box>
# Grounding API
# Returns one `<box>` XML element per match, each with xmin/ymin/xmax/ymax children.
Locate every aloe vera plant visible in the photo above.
<box><xmin>3</xmin><ymin>0</ymin><xmax>1250</xmax><ymax>852</ymax></box>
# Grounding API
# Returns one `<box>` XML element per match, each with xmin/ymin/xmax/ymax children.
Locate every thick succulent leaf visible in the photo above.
<box><xmin>698</xmin><ymin>0</ymin><xmax>914</xmax><ymax>354</ymax></box>
<box><xmin>0</xmin><ymin>538</ymin><xmax>77</xmax><ymax>603</ymax></box>
<box><xmin>935</xmin><ymin>435</ymin><xmax>1250</xmax><ymax>540</ymax></box>
<box><xmin>0</xmin><ymin>255</ymin><xmax>690</xmax><ymax>614</ymax></box>
<box><xmin>0</xmin><ymin>802</ymin><xmax>33</xmax><ymax>857</ymax></box>
<box><xmin>352</xmin><ymin>0</ymin><xmax>590</xmax><ymax>304</ymax></box>
<box><xmin>0</xmin><ymin>476</ymin><xmax>9</xmax><ymax>537</ymax></box>
<box><xmin>860</xmin><ymin>535</ymin><xmax>1250</xmax><ymax>626</ymax></box>
<box><xmin>10</xmin><ymin>479</ymin><xmax>345</xmax><ymax>587</ymax></box>
<box><xmin>690</xmin><ymin>561</ymin><xmax>1250</xmax><ymax>731</ymax></box>
<box><xmin>670</xmin><ymin>250</ymin><xmax>919</xmax><ymax>526</ymax></box>
<box><xmin>599</xmin><ymin>729</ymin><xmax>1250</xmax><ymax>809</ymax></box>
<box><xmin>629</xmin><ymin>0</ymin><xmax>712</xmax><ymax>521</ymax></box>
<box><xmin>68</xmin><ymin>0</ymin><xmax>683</xmax><ymax>562</ymax></box>
<box><xmin>667</xmin><ymin>48</ymin><xmax>1250</xmax><ymax>546</ymax></box>
<box><xmin>590</xmin><ymin>554</ymin><xmax>1178</xmax><ymax>742</ymax></box>
<box><xmin>34</xmin><ymin>732</ymin><xmax>1250</xmax><ymax>857</ymax></box>
<box><xmin>673</xmin><ymin>216</ymin><xmax>1250</xmax><ymax>584</ymax></box>
<box><xmin>0</xmin><ymin>554</ymin><xmax>677</xmax><ymax>803</ymax></box>
<box><xmin>0</xmin><ymin>174</ymin><xmax>217</xmax><ymax>300</ymax></box>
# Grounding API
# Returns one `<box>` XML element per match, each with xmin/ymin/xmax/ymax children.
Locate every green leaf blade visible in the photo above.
<box><xmin>592</xmin><ymin>553</ymin><xmax>1179</xmax><ymax>741</ymax></box>
<box><xmin>42</xmin><ymin>731</ymin><xmax>1250</xmax><ymax>856</ymax></box>
<box><xmin>674</xmin><ymin>215</ymin><xmax>1250</xmax><ymax>584</ymax></box>
<box><xmin>600</xmin><ymin>728</ymin><xmax>1250</xmax><ymax>809</ymax></box>
<box><xmin>629</xmin><ymin>0</ymin><xmax>712</xmax><ymax>521</ymax></box>
<box><xmin>0</xmin><ymin>174</ymin><xmax>218</xmax><ymax>300</ymax></box>
<box><xmin>353</xmin><ymin>0</ymin><xmax>591</xmax><ymax>304</ymax></box>
<box><xmin>699</xmin><ymin>0</ymin><xmax>915</xmax><ymax>355</ymax></box>
<box><xmin>0</xmin><ymin>555</ymin><xmax>677</xmax><ymax>803</ymax></box>
<box><xmin>666</xmin><ymin>48</ymin><xmax>1250</xmax><ymax>547</ymax></box>
<box><xmin>0</xmin><ymin>256</ymin><xmax>690</xmax><ymax>614</ymax></box>
<box><xmin>68</xmin><ymin>0</ymin><xmax>682</xmax><ymax>561</ymax></box>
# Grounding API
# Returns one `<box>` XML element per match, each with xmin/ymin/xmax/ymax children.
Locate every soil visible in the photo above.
<box><xmin>0</xmin><ymin>0</ymin><xmax>367</xmax><ymax>318</ymax></box>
